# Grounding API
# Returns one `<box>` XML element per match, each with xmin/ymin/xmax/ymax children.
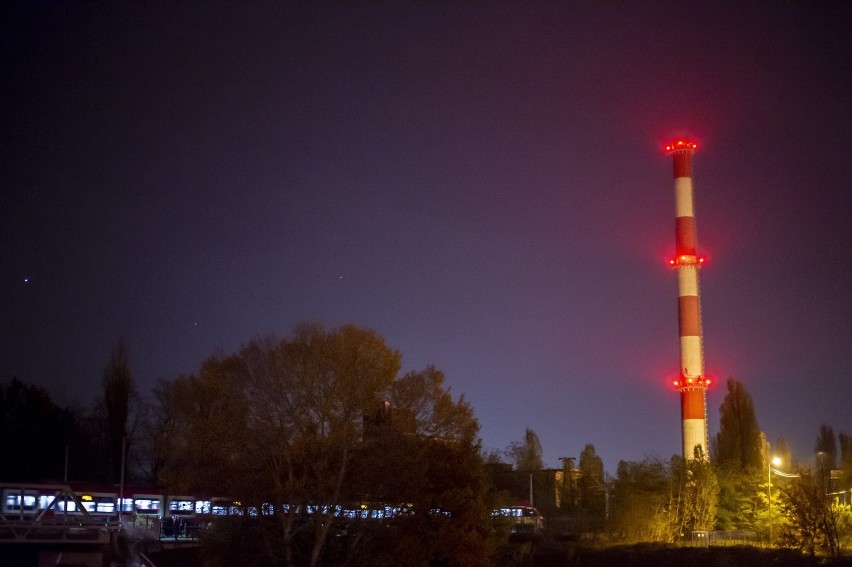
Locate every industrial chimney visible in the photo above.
<box><xmin>665</xmin><ymin>139</ymin><xmax>710</xmax><ymax>460</ymax></box>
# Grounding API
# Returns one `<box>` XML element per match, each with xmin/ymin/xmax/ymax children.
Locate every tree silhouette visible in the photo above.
<box><xmin>1</xmin><ymin>379</ymin><xmax>74</xmax><ymax>481</ymax></box>
<box><xmin>814</xmin><ymin>423</ymin><xmax>837</xmax><ymax>475</ymax></box>
<box><xmin>101</xmin><ymin>338</ymin><xmax>136</xmax><ymax>483</ymax></box>
<box><xmin>507</xmin><ymin>428</ymin><xmax>543</xmax><ymax>473</ymax></box>
<box><xmin>713</xmin><ymin>379</ymin><xmax>762</xmax><ymax>472</ymax></box>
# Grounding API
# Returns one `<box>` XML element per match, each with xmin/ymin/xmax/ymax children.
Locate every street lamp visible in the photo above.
<box><xmin>817</xmin><ymin>451</ymin><xmax>827</xmax><ymax>494</ymax></box>
<box><xmin>768</xmin><ymin>456</ymin><xmax>800</xmax><ymax>543</ymax></box>
<box><xmin>768</xmin><ymin>456</ymin><xmax>781</xmax><ymax>543</ymax></box>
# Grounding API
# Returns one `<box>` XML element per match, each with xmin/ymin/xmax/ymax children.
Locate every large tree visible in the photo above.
<box><xmin>713</xmin><ymin>379</ymin><xmax>763</xmax><ymax>472</ymax></box>
<box><xmin>158</xmin><ymin>324</ymin><xmax>489</xmax><ymax>567</ymax></box>
<box><xmin>171</xmin><ymin>325</ymin><xmax>400</xmax><ymax>566</ymax></box>
<box><xmin>712</xmin><ymin>379</ymin><xmax>764</xmax><ymax>533</ymax></box>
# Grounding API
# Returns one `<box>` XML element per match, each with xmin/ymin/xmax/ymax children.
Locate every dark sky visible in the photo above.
<box><xmin>3</xmin><ymin>2</ymin><xmax>851</xmax><ymax>473</ymax></box>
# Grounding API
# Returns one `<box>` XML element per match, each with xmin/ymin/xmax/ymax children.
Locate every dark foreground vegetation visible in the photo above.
<box><xmin>572</xmin><ymin>544</ymin><xmax>852</xmax><ymax>567</ymax></box>
<box><xmin>142</xmin><ymin>541</ymin><xmax>852</xmax><ymax>567</ymax></box>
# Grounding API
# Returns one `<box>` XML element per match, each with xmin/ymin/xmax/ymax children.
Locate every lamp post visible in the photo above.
<box><xmin>768</xmin><ymin>456</ymin><xmax>800</xmax><ymax>543</ymax></box>
<box><xmin>768</xmin><ymin>456</ymin><xmax>781</xmax><ymax>543</ymax></box>
<box><xmin>817</xmin><ymin>451</ymin><xmax>827</xmax><ymax>494</ymax></box>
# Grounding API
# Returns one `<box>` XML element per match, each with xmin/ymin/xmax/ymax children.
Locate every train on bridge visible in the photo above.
<box><xmin>2</xmin><ymin>480</ymin><xmax>544</xmax><ymax>544</ymax></box>
<box><xmin>1</xmin><ymin>481</ymin><xmax>238</xmax><ymax>543</ymax></box>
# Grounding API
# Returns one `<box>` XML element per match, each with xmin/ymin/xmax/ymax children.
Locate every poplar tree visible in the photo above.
<box><xmin>814</xmin><ymin>423</ymin><xmax>837</xmax><ymax>473</ymax></box>
<box><xmin>712</xmin><ymin>379</ymin><xmax>763</xmax><ymax>532</ymax></box>
<box><xmin>507</xmin><ymin>428</ymin><xmax>543</xmax><ymax>472</ymax></box>
<box><xmin>102</xmin><ymin>338</ymin><xmax>136</xmax><ymax>483</ymax></box>
<box><xmin>713</xmin><ymin>379</ymin><xmax>762</xmax><ymax>472</ymax></box>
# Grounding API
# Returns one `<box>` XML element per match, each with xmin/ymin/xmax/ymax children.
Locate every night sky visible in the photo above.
<box><xmin>3</xmin><ymin>2</ymin><xmax>851</xmax><ymax>473</ymax></box>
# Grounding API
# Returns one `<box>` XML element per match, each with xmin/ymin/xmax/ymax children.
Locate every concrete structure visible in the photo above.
<box><xmin>665</xmin><ymin>139</ymin><xmax>709</xmax><ymax>460</ymax></box>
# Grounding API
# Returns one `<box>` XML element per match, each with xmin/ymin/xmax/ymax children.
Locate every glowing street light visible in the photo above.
<box><xmin>768</xmin><ymin>456</ymin><xmax>800</xmax><ymax>543</ymax></box>
<box><xmin>768</xmin><ymin>456</ymin><xmax>781</xmax><ymax>543</ymax></box>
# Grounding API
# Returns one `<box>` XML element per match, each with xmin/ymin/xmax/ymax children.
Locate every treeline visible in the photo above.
<box><xmin>483</xmin><ymin>381</ymin><xmax>852</xmax><ymax>558</ymax></box>
<box><xmin>3</xmin><ymin>327</ymin><xmax>852</xmax><ymax>563</ymax></box>
<box><xmin>604</xmin><ymin>379</ymin><xmax>852</xmax><ymax>557</ymax></box>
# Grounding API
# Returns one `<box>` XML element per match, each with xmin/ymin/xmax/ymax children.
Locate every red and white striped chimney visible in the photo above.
<box><xmin>665</xmin><ymin>139</ymin><xmax>709</xmax><ymax>460</ymax></box>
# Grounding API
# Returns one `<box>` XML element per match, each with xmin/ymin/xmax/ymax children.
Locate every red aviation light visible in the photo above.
<box><xmin>672</xmin><ymin>370</ymin><xmax>714</xmax><ymax>391</ymax></box>
<box><xmin>667</xmin><ymin>254</ymin><xmax>706</xmax><ymax>268</ymax></box>
<box><xmin>664</xmin><ymin>139</ymin><xmax>698</xmax><ymax>153</ymax></box>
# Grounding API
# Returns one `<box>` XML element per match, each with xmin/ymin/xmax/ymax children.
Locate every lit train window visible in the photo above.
<box><xmin>169</xmin><ymin>499</ymin><xmax>195</xmax><ymax>515</ymax></box>
<box><xmin>38</xmin><ymin>495</ymin><xmax>54</xmax><ymax>510</ymax></box>
<box><xmin>4</xmin><ymin>493</ymin><xmax>37</xmax><ymax>512</ymax></box>
<box><xmin>96</xmin><ymin>497</ymin><xmax>116</xmax><ymax>513</ymax></box>
<box><xmin>3</xmin><ymin>494</ymin><xmax>18</xmax><ymax>511</ymax></box>
<box><xmin>195</xmin><ymin>500</ymin><xmax>211</xmax><ymax>514</ymax></box>
<box><xmin>55</xmin><ymin>498</ymin><xmax>80</xmax><ymax>513</ymax></box>
<box><xmin>134</xmin><ymin>498</ymin><xmax>161</xmax><ymax>515</ymax></box>
<box><xmin>118</xmin><ymin>498</ymin><xmax>134</xmax><ymax>513</ymax></box>
<box><xmin>79</xmin><ymin>494</ymin><xmax>115</xmax><ymax>514</ymax></box>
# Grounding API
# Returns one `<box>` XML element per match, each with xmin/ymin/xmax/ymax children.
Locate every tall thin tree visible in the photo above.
<box><xmin>103</xmin><ymin>338</ymin><xmax>134</xmax><ymax>483</ymax></box>
<box><xmin>713</xmin><ymin>379</ymin><xmax>762</xmax><ymax>472</ymax></box>
<box><xmin>814</xmin><ymin>423</ymin><xmax>837</xmax><ymax>471</ymax></box>
<box><xmin>507</xmin><ymin>428</ymin><xmax>543</xmax><ymax>472</ymax></box>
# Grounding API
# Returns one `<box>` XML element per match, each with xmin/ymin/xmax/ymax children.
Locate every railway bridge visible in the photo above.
<box><xmin>0</xmin><ymin>484</ymin><xmax>197</xmax><ymax>566</ymax></box>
